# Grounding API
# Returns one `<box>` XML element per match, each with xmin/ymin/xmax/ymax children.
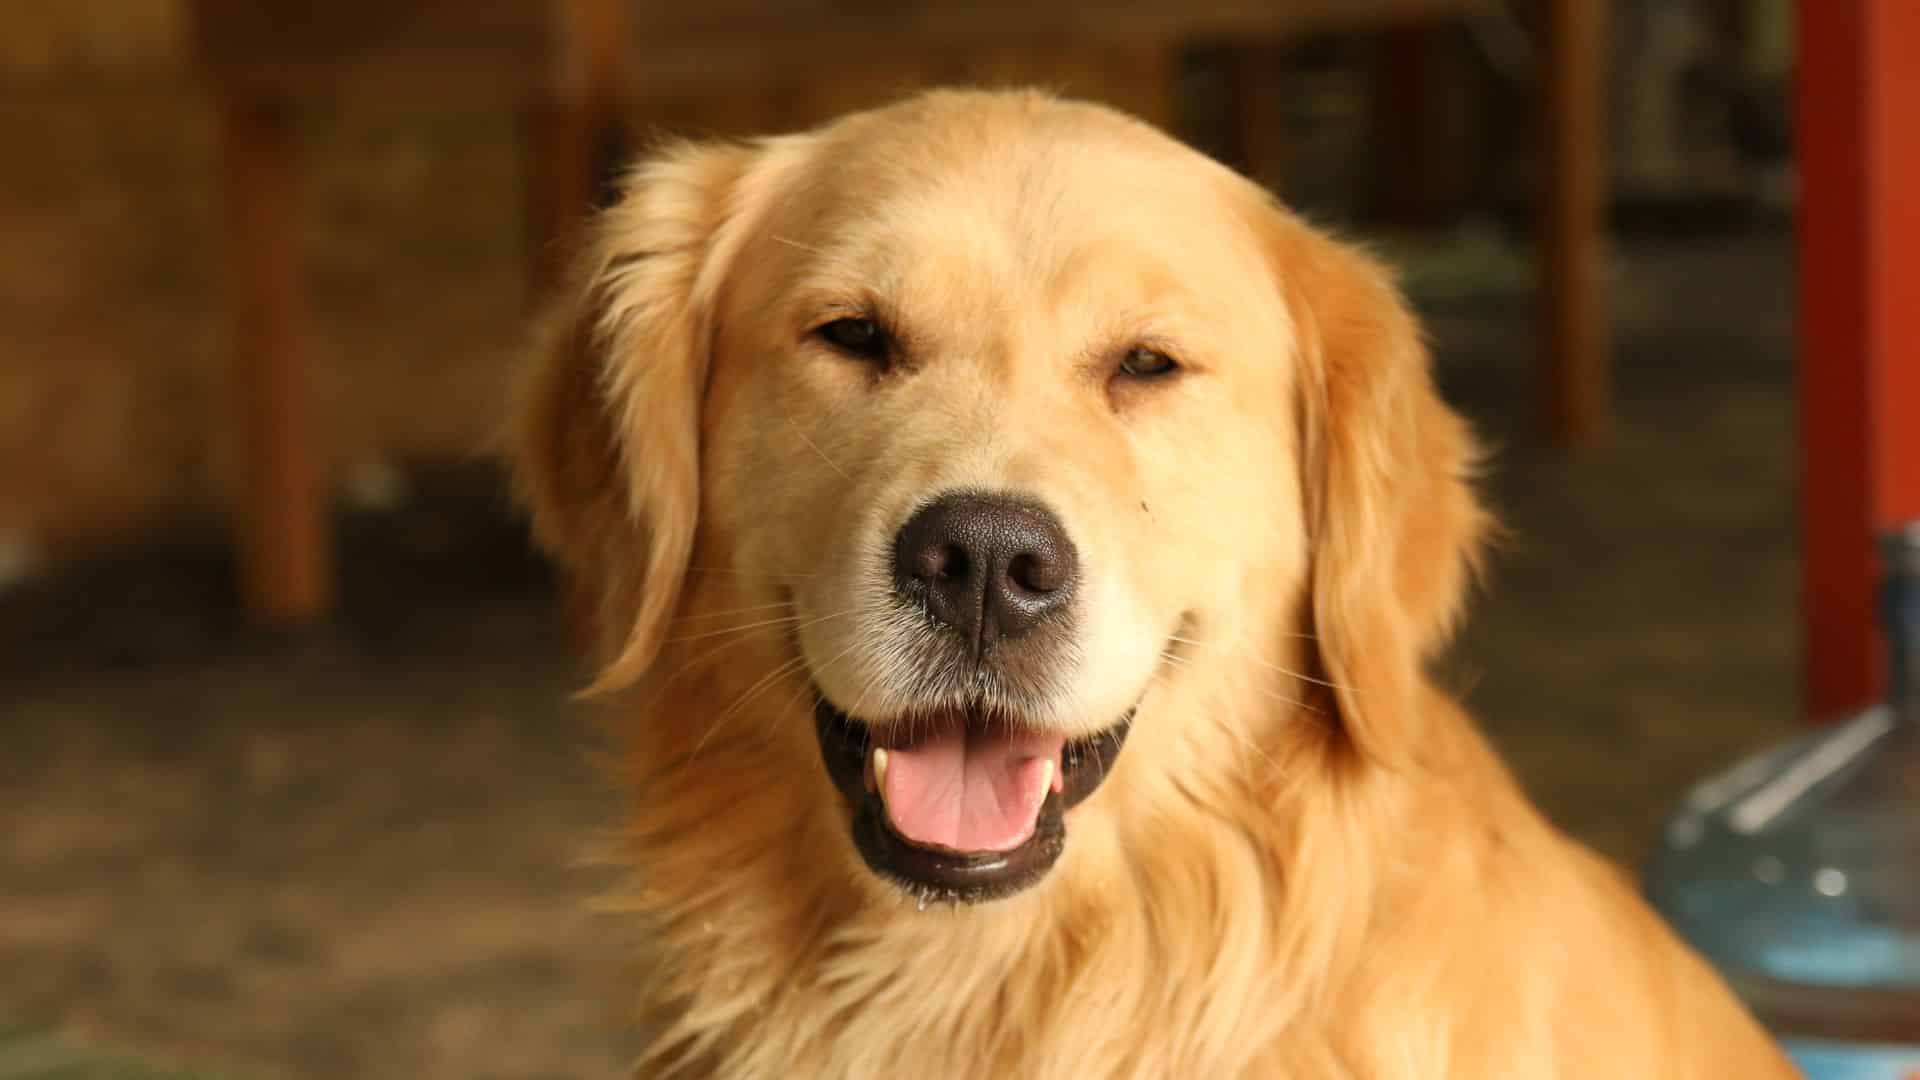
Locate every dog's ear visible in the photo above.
<box><xmin>1262</xmin><ymin>204</ymin><xmax>1490</xmax><ymax>770</ymax></box>
<box><xmin>511</xmin><ymin>137</ymin><xmax>792</xmax><ymax>694</ymax></box>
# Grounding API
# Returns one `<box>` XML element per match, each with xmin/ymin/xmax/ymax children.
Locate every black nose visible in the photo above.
<box><xmin>892</xmin><ymin>492</ymin><xmax>1079</xmax><ymax>652</ymax></box>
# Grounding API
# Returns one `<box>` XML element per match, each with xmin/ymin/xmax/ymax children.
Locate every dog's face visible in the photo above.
<box><xmin>515</xmin><ymin>91</ymin><xmax>1482</xmax><ymax>904</ymax></box>
<box><xmin>703</xmin><ymin>100</ymin><xmax>1308</xmax><ymax>898</ymax></box>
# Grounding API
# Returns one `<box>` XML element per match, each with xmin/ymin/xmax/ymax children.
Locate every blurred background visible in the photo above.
<box><xmin>0</xmin><ymin>0</ymin><xmax>1857</xmax><ymax>1075</ymax></box>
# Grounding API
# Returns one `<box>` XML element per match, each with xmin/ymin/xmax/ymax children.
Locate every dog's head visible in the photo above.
<box><xmin>514</xmin><ymin>90</ymin><xmax>1485</xmax><ymax>904</ymax></box>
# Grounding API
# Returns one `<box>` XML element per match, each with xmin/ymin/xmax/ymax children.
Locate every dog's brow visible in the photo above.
<box><xmin>604</xmin><ymin>249</ymin><xmax>666</xmax><ymax>274</ymax></box>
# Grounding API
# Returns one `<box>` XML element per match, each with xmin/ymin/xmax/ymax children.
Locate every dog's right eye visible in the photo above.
<box><xmin>816</xmin><ymin>317</ymin><xmax>889</xmax><ymax>361</ymax></box>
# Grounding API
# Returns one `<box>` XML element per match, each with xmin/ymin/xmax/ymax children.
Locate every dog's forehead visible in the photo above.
<box><xmin>781</xmin><ymin>117</ymin><xmax>1265</xmax><ymax>320</ymax></box>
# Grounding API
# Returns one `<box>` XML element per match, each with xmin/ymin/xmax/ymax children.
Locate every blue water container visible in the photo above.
<box><xmin>1646</xmin><ymin>525</ymin><xmax>1920</xmax><ymax>1077</ymax></box>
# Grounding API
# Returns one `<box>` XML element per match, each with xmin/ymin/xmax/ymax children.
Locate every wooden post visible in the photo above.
<box><xmin>1539</xmin><ymin>0</ymin><xmax>1609</xmax><ymax>446</ymax></box>
<box><xmin>527</xmin><ymin>0</ymin><xmax>630</xmax><ymax>654</ymax></box>
<box><xmin>1372</xmin><ymin>25</ymin><xmax>1443</xmax><ymax>226</ymax></box>
<box><xmin>530</xmin><ymin>0</ymin><xmax>637</xmax><ymax>296</ymax></box>
<box><xmin>521</xmin><ymin>100</ymin><xmax>599</xmax><ymax>304</ymax></box>
<box><xmin>1796</xmin><ymin>0</ymin><xmax>1920</xmax><ymax>721</ymax></box>
<box><xmin>523</xmin><ymin>0</ymin><xmax>629</xmax><ymax>307</ymax></box>
<box><xmin>1100</xmin><ymin>43</ymin><xmax>1180</xmax><ymax>134</ymax></box>
<box><xmin>220</xmin><ymin>96</ymin><xmax>332</xmax><ymax>626</ymax></box>
<box><xmin>1224</xmin><ymin>42</ymin><xmax>1291</xmax><ymax>194</ymax></box>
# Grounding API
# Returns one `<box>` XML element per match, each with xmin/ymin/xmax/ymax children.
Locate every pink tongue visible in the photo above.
<box><xmin>880</xmin><ymin>727</ymin><xmax>1065</xmax><ymax>853</ymax></box>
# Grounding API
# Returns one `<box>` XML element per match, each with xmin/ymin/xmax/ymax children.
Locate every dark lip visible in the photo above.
<box><xmin>812</xmin><ymin>696</ymin><xmax>1135</xmax><ymax>904</ymax></box>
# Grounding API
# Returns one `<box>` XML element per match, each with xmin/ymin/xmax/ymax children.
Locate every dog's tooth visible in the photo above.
<box><xmin>870</xmin><ymin>748</ymin><xmax>889</xmax><ymax>798</ymax></box>
<box><xmin>1040</xmin><ymin>758</ymin><xmax>1058</xmax><ymax>795</ymax></box>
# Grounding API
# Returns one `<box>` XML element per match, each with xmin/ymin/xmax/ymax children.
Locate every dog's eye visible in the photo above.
<box><xmin>816</xmin><ymin>317</ymin><xmax>889</xmax><ymax>361</ymax></box>
<box><xmin>1117</xmin><ymin>346</ymin><xmax>1179</xmax><ymax>379</ymax></box>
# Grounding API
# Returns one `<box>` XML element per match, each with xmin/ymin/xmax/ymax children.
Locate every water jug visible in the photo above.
<box><xmin>1645</xmin><ymin>524</ymin><xmax>1920</xmax><ymax>1077</ymax></box>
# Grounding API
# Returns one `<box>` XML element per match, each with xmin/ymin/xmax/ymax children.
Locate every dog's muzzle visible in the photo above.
<box><xmin>813</xmin><ymin>698</ymin><xmax>1132</xmax><ymax>904</ymax></box>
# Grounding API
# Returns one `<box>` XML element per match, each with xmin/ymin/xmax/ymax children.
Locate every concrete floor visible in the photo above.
<box><xmin>0</xmin><ymin>230</ymin><xmax>1801</xmax><ymax>1078</ymax></box>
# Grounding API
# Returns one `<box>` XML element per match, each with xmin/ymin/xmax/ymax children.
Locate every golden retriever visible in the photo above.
<box><xmin>510</xmin><ymin>89</ymin><xmax>1797</xmax><ymax>1078</ymax></box>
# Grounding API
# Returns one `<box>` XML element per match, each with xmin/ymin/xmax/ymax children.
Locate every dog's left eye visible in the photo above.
<box><xmin>816</xmin><ymin>317</ymin><xmax>889</xmax><ymax>361</ymax></box>
<box><xmin>1117</xmin><ymin>346</ymin><xmax>1179</xmax><ymax>379</ymax></box>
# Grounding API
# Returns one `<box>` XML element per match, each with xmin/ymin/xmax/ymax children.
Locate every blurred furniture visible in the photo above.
<box><xmin>1539</xmin><ymin>0</ymin><xmax>1607</xmax><ymax>446</ymax></box>
<box><xmin>39</xmin><ymin>0</ymin><xmax>1602</xmax><ymax>627</ymax></box>
<box><xmin>1796</xmin><ymin>0</ymin><xmax>1920</xmax><ymax>721</ymax></box>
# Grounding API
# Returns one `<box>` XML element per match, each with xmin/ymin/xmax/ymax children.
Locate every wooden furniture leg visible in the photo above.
<box><xmin>1101</xmin><ymin>42</ymin><xmax>1180</xmax><ymax>134</ymax></box>
<box><xmin>1373</xmin><ymin>25</ymin><xmax>1439</xmax><ymax>225</ymax></box>
<box><xmin>1224</xmin><ymin>42</ymin><xmax>1291</xmax><ymax>194</ymax></box>
<box><xmin>521</xmin><ymin>99</ymin><xmax>599</xmax><ymax>305</ymax></box>
<box><xmin>520</xmin><ymin>96</ymin><xmax>614</xmax><ymax>655</ymax></box>
<box><xmin>220</xmin><ymin>96</ymin><xmax>332</xmax><ymax>625</ymax></box>
<box><xmin>530</xmin><ymin>0</ymin><xmax>632</xmax><ymax>653</ymax></box>
<box><xmin>526</xmin><ymin>0</ymin><xmax>631</xmax><ymax>305</ymax></box>
<box><xmin>1796</xmin><ymin>0</ymin><xmax>1920</xmax><ymax>721</ymax></box>
<box><xmin>1540</xmin><ymin>0</ymin><xmax>1609</xmax><ymax>446</ymax></box>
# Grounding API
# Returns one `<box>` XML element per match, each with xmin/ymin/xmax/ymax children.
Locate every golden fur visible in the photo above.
<box><xmin>511</xmin><ymin>89</ymin><xmax>1797</xmax><ymax>1078</ymax></box>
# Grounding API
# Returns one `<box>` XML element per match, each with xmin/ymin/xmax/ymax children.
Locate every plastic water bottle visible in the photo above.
<box><xmin>1646</xmin><ymin>524</ymin><xmax>1920</xmax><ymax>1078</ymax></box>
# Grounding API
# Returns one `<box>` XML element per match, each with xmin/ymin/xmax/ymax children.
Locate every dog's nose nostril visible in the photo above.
<box><xmin>914</xmin><ymin>544</ymin><xmax>967</xmax><ymax>585</ymax></box>
<box><xmin>1007</xmin><ymin>551</ymin><xmax>1066</xmax><ymax>596</ymax></box>
<box><xmin>892</xmin><ymin>492</ymin><xmax>1079</xmax><ymax>651</ymax></box>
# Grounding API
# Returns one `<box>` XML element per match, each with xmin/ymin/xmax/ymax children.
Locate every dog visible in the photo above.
<box><xmin>510</xmin><ymin>89</ymin><xmax>1796</xmax><ymax>1078</ymax></box>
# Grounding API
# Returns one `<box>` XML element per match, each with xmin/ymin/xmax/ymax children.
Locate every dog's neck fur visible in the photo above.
<box><xmin>605</xmin><ymin>585</ymin><xmax>1513</xmax><ymax>1078</ymax></box>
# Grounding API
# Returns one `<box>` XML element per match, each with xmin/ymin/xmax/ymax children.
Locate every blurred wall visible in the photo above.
<box><xmin>0</xmin><ymin>97</ymin><xmax>523</xmax><ymax>551</ymax></box>
<box><xmin>0</xmin><ymin>1</ymin><xmax>1790</xmax><ymax>564</ymax></box>
<box><xmin>0</xmin><ymin>29</ymin><xmax>1174</xmax><ymax>560</ymax></box>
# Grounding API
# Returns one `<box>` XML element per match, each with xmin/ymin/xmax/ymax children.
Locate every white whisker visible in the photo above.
<box><xmin>672</xmin><ymin>600</ymin><xmax>799</xmax><ymax>623</ymax></box>
<box><xmin>691</xmin><ymin>651</ymin><xmax>815</xmax><ymax>759</ymax></box>
<box><xmin>846</xmin><ymin>655</ymin><xmax>887</xmax><ymax>727</ymax></box>
<box><xmin>786</xmin><ymin>411</ymin><xmax>851</xmax><ymax>482</ymax></box>
<box><xmin>770</xmin><ymin>233</ymin><xmax>827</xmax><ymax>256</ymax></box>
<box><xmin>1242</xmin><ymin>681</ymin><xmax>1322</xmax><ymax>714</ymax></box>
<box><xmin>664</xmin><ymin>613</ymin><xmax>807</xmax><ymax>646</ymax></box>
<box><xmin>636</xmin><ymin>607</ymin><xmax>853</xmax><ymax>725</ymax></box>
<box><xmin>768</xmin><ymin>639</ymin><xmax>861</xmax><ymax>741</ymax></box>
<box><xmin>1166</xmin><ymin>632</ymin><xmax>1353</xmax><ymax>694</ymax></box>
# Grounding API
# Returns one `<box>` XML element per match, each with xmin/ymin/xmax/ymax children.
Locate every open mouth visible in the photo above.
<box><xmin>813</xmin><ymin>697</ymin><xmax>1133</xmax><ymax>904</ymax></box>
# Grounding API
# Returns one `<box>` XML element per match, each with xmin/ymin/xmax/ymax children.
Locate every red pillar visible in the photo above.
<box><xmin>1797</xmin><ymin>0</ymin><xmax>1920</xmax><ymax>721</ymax></box>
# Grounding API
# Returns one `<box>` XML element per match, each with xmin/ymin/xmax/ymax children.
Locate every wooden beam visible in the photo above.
<box><xmin>178</xmin><ymin>0</ymin><xmax>1473</xmax><ymax>103</ymax></box>
<box><xmin>1797</xmin><ymin>0</ymin><xmax>1920</xmax><ymax>720</ymax></box>
<box><xmin>1539</xmin><ymin>0</ymin><xmax>1609</xmax><ymax>446</ymax></box>
<box><xmin>219</xmin><ymin>96</ymin><xmax>332</xmax><ymax>625</ymax></box>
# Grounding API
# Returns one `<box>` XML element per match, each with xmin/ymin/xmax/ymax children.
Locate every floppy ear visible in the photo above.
<box><xmin>1264</xmin><ymin>205</ymin><xmax>1490</xmax><ymax>770</ymax></box>
<box><xmin>511</xmin><ymin>137</ymin><xmax>788</xmax><ymax>694</ymax></box>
